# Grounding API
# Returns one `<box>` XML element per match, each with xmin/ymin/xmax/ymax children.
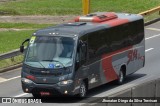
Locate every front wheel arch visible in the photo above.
<box><xmin>116</xmin><ymin>65</ymin><xmax>126</xmax><ymax>85</ymax></box>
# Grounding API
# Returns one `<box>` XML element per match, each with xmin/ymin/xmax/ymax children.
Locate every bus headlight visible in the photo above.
<box><xmin>58</xmin><ymin>80</ymin><xmax>73</xmax><ymax>85</ymax></box>
<box><xmin>21</xmin><ymin>78</ymin><xmax>33</xmax><ymax>84</ymax></box>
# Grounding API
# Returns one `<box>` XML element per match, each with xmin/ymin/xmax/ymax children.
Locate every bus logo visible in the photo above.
<box><xmin>43</xmin><ymin>78</ymin><xmax>47</xmax><ymax>82</ymax></box>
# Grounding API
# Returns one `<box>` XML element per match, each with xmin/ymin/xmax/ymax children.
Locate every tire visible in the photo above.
<box><xmin>116</xmin><ymin>69</ymin><xmax>125</xmax><ymax>85</ymax></box>
<box><xmin>32</xmin><ymin>93</ymin><xmax>41</xmax><ymax>98</ymax></box>
<box><xmin>78</xmin><ymin>81</ymin><xmax>87</xmax><ymax>98</ymax></box>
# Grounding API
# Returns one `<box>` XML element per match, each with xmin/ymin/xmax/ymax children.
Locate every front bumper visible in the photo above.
<box><xmin>21</xmin><ymin>81</ymin><xmax>75</xmax><ymax>96</ymax></box>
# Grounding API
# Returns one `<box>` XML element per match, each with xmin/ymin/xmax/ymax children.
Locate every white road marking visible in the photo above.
<box><xmin>0</xmin><ymin>76</ymin><xmax>20</xmax><ymax>83</ymax></box>
<box><xmin>14</xmin><ymin>93</ymin><xmax>28</xmax><ymax>97</ymax></box>
<box><xmin>145</xmin><ymin>48</ymin><xmax>154</xmax><ymax>52</ymax></box>
<box><xmin>7</xmin><ymin>76</ymin><xmax>21</xmax><ymax>81</ymax></box>
<box><xmin>95</xmin><ymin>75</ymin><xmax>157</xmax><ymax>98</ymax></box>
<box><xmin>0</xmin><ymin>77</ymin><xmax>7</xmax><ymax>83</ymax></box>
<box><xmin>146</xmin><ymin>28</ymin><xmax>160</xmax><ymax>31</ymax></box>
<box><xmin>145</xmin><ymin>33</ymin><xmax>160</xmax><ymax>40</ymax></box>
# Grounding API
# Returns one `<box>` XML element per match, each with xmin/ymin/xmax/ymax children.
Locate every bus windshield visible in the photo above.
<box><xmin>25</xmin><ymin>36</ymin><xmax>75</xmax><ymax>68</ymax></box>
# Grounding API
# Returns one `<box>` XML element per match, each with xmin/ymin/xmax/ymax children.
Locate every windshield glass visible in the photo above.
<box><xmin>25</xmin><ymin>36</ymin><xmax>75</xmax><ymax>68</ymax></box>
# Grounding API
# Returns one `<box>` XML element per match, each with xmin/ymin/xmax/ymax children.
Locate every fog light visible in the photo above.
<box><xmin>26</xmin><ymin>88</ymin><xmax>29</xmax><ymax>92</ymax></box>
<box><xmin>64</xmin><ymin>90</ymin><xmax>68</xmax><ymax>94</ymax></box>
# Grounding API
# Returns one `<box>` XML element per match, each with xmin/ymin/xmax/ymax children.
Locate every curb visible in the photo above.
<box><xmin>0</xmin><ymin>63</ymin><xmax>22</xmax><ymax>73</ymax></box>
<box><xmin>144</xmin><ymin>17</ymin><xmax>160</xmax><ymax>26</ymax></box>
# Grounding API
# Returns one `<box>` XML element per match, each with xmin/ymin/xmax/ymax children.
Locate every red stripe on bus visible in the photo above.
<box><xmin>101</xmin><ymin>19</ymin><xmax>129</xmax><ymax>27</ymax></box>
<box><xmin>92</xmin><ymin>13</ymin><xmax>118</xmax><ymax>23</ymax></box>
<box><xmin>74</xmin><ymin>16</ymin><xmax>80</xmax><ymax>22</ymax></box>
<box><xmin>102</xmin><ymin>46</ymin><xmax>132</xmax><ymax>82</ymax></box>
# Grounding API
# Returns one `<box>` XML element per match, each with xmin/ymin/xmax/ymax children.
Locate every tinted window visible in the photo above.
<box><xmin>87</xmin><ymin>19</ymin><xmax>144</xmax><ymax>60</ymax></box>
<box><xmin>77</xmin><ymin>36</ymin><xmax>88</xmax><ymax>65</ymax></box>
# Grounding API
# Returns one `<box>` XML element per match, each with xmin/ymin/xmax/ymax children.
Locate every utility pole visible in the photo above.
<box><xmin>82</xmin><ymin>0</ymin><xmax>90</xmax><ymax>15</ymax></box>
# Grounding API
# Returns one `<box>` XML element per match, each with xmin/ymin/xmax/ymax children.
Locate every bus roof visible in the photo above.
<box><xmin>34</xmin><ymin>12</ymin><xmax>143</xmax><ymax>37</ymax></box>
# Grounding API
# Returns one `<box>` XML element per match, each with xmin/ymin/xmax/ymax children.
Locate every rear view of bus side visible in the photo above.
<box><xmin>20</xmin><ymin>12</ymin><xmax>145</xmax><ymax>97</ymax></box>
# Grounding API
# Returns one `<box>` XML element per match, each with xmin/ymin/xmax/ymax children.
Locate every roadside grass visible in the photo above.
<box><xmin>0</xmin><ymin>55</ymin><xmax>23</xmax><ymax>69</ymax></box>
<box><xmin>0</xmin><ymin>30</ymin><xmax>34</xmax><ymax>54</ymax></box>
<box><xmin>0</xmin><ymin>30</ymin><xmax>35</xmax><ymax>69</ymax></box>
<box><xmin>0</xmin><ymin>0</ymin><xmax>159</xmax><ymax>15</ymax></box>
<box><xmin>144</xmin><ymin>12</ymin><xmax>160</xmax><ymax>22</ymax></box>
<box><xmin>0</xmin><ymin>23</ymin><xmax>53</xmax><ymax>29</ymax></box>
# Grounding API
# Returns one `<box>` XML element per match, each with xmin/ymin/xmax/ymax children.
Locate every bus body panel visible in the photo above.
<box><xmin>74</xmin><ymin>16</ymin><xmax>145</xmax><ymax>90</ymax></box>
<box><xmin>74</xmin><ymin>40</ymin><xmax>145</xmax><ymax>91</ymax></box>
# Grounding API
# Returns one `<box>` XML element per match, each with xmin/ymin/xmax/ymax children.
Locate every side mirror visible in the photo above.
<box><xmin>20</xmin><ymin>45</ymin><xmax>24</xmax><ymax>53</ymax></box>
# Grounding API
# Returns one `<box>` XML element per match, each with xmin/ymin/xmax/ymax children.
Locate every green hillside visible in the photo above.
<box><xmin>0</xmin><ymin>0</ymin><xmax>159</xmax><ymax>15</ymax></box>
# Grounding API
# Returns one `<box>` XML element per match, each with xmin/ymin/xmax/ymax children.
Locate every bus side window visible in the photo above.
<box><xmin>80</xmin><ymin>40</ymin><xmax>87</xmax><ymax>63</ymax></box>
<box><xmin>76</xmin><ymin>51</ymin><xmax>80</xmax><ymax>62</ymax></box>
<box><xmin>76</xmin><ymin>40</ymin><xmax>87</xmax><ymax>68</ymax></box>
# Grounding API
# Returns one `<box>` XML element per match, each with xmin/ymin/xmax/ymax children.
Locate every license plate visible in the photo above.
<box><xmin>40</xmin><ymin>92</ymin><xmax>50</xmax><ymax>96</ymax></box>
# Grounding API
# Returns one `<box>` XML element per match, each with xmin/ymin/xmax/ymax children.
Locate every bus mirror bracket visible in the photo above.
<box><xmin>20</xmin><ymin>38</ymin><xmax>30</xmax><ymax>53</ymax></box>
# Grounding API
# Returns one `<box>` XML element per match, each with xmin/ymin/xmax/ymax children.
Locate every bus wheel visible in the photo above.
<box><xmin>79</xmin><ymin>81</ymin><xmax>87</xmax><ymax>98</ymax></box>
<box><xmin>117</xmin><ymin>69</ymin><xmax>125</xmax><ymax>85</ymax></box>
<box><xmin>32</xmin><ymin>93</ymin><xmax>41</xmax><ymax>98</ymax></box>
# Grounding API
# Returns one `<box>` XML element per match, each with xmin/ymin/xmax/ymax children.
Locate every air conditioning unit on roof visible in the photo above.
<box><xmin>75</xmin><ymin>12</ymin><xmax>118</xmax><ymax>23</ymax></box>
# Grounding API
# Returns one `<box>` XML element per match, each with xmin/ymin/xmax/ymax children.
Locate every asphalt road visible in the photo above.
<box><xmin>0</xmin><ymin>21</ymin><xmax>160</xmax><ymax>106</ymax></box>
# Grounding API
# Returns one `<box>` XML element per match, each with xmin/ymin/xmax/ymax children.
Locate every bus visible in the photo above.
<box><xmin>20</xmin><ymin>12</ymin><xmax>145</xmax><ymax>97</ymax></box>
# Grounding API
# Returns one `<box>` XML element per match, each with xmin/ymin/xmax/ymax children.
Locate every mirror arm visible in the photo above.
<box><xmin>22</xmin><ymin>38</ymin><xmax>30</xmax><ymax>46</ymax></box>
<box><xmin>20</xmin><ymin>38</ymin><xmax>30</xmax><ymax>53</ymax></box>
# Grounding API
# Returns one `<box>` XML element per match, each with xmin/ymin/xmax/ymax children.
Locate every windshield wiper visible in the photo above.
<box><xmin>38</xmin><ymin>61</ymin><xmax>47</xmax><ymax>69</ymax></box>
<box><xmin>42</xmin><ymin>59</ymin><xmax>66</xmax><ymax>70</ymax></box>
<box><xmin>25</xmin><ymin>61</ymin><xmax>47</xmax><ymax>70</ymax></box>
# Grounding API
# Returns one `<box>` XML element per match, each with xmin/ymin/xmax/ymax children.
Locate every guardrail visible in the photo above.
<box><xmin>139</xmin><ymin>6</ymin><xmax>160</xmax><ymax>16</ymax></box>
<box><xmin>0</xmin><ymin>48</ymin><xmax>26</xmax><ymax>72</ymax></box>
<box><xmin>0</xmin><ymin>49</ymin><xmax>22</xmax><ymax>60</ymax></box>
